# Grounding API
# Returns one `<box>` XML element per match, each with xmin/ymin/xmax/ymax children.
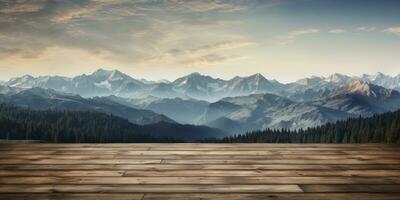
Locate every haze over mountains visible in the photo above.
<box><xmin>4</xmin><ymin>69</ymin><xmax>400</xmax><ymax>101</ymax></box>
<box><xmin>1</xmin><ymin>69</ymin><xmax>400</xmax><ymax>138</ymax></box>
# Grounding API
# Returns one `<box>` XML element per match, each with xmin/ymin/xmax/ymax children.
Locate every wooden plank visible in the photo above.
<box><xmin>143</xmin><ymin>193</ymin><xmax>400</xmax><ymax>200</ymax></box>
<box><xmin>0</xmin><ymin>170</ymin><xmax>125</xmax><ymax>177</ymax></box>
<box><xmin>2</xmin><ymin>154</ymin><xmax>400</xmax><ymax>160</ymax></box>
<box><xmin>0</xmin><ymin>150</ymin><xmax>351</xmax><ymax>156</ymax></box>
<box><xmin>2</xmin><ymin>158</ymin><xmax>399</xmax><ymax>164</ymax></box>
<box><xmin>123</xmin><ymin>169</ymin><xmax>400</xmax><ymax>177</ymax></box>
<box><xmin>1</xmin><ymin>193</ymin><xmax>400</xmax><ymax>200</ymax></box>
<box><xmin>1</xmin><ymin>169</ymin><xmax>399</xmax><ymax>177</ymax></box>
<box><xmin>0</xmin><ymin>194</ymin><xmax>144</xmax><ymax>200</ymax></box>
<box><xmin>0</xmin><ymin>159</ymin><xmax>163</xmax><ymax>164</ymax></box>
<box><xmin>0</xmin><ymin>184</ymin><xmax>303</xmax><ymax>193</ymax></box>
<box><xmin>0</xmin><ymin>177</ymin><xmax>398</xmax><ymax>184</ymax></box>
<box><xmin>300</xmin><ymin>184</ymin><xmax>400</xmax><ymax>193</ymax></box>
<box><xmin>1</xmin><ymin>164</ymin><xmax>400</xmax><ymax>170</ymax></box>
<box><xmin>0</xmin><ymin>143</ymin><xmax>399</xmax><ymax>199</ymax></box>
<box><xmin>2</xmin><ymin>150</ymin><xmax>399</xmax><ymax>156</ymax></box>
<box><xmin>162</xmin><ymin>159</ymin><xmax>400</xmax><ymax>165</ymax></box>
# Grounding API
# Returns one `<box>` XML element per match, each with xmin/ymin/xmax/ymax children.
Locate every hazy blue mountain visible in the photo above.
<box><xmin>204</xmin><ymin>117</ymin><xmax>247</xmax><ymax>134</ymax></box>
<box><xmin>225</xmin><ymin>73</ymin><xmax>284</xmax><ymax>96</ymax></box>
<box><xmin>202</xmin><ymin>93</ymin><xmax>314</xmax><ymax>131</ymax></box>
<box><xmin>201</xmin><ymin>84</ymin><xmax>400</xmax><ymax>132</ymax></box>
<box><xmin>282</xmin><ymin>74</ymin><xmax>349</xmax><ymax>102</ymax></box>
<box><xmin>2</xmin><ymin>69</ymin><xmax>400</xmax><ymax>134</ymax></box>
<box><xmin>3</xmin><ymin>69</ymin><xmax>400</xmax><ymax>102</ymax></box>
<box><xmin>201</xmin><ymin>101</ymin><xmax>243</xmax><ymax>123</ymax></box>
<box><xmin>284</xmin><ymin>72</ymin><xmax>400</xmax><ymax>102</ymax></box>
<box><xmin>0</xmin><ymin>85</ymin><xmax>21</xmax><ymax>95</ymax></box>
<box><xmin>147</xmin><ymin>82</ymin><xmax>184</xmax><ymax>99</ymax></box>
<box><xmin>0</xmin><ymin>69</ymin><xmax>291</xmax><ymax>101</ymax></box>
<box><xmin>361</xmin><ymin>72</ymin><xmax>400</xmax><ymax>91</ymax></box>
<box><xmin>0</xmin><ymin>87</ymin><xmax>174</xmax><ymax>125</ymax></box>
<box><xmin>100</xmin><ymin>95</ymin><xmax>210</xmax><ymax>124</ymax></box>
<box><xmin>313</xmin><ymin>80</ymin><xmax>400</xmax><ymax>115</ymax></box>
<box><xmin>170</xmin><ymin>72</ymin><xmax>226</xmax><ymax>101</ymax></box>
<box><xmin>71</xmin><ymin>69</ymin><xmax>146</xmax><ymax>97</ymax></box>
<box><xmin>0</xmin><ymin>103</ymin><xmax>228</xmax><ymax>142</ymax></box>
<box><xmin>143</xmin><ymin>98</ymin><xmax>209</xmax><ymax>124</ymax></box>
<box><xmin>325</xmin><ymin>73</ymin><xmax>353</xmax><ymax>84</ymax></box>
<box><xmin>202</xmin><ymin>81</ymin><xmax>400</xmax><ymax>132</ymax></box>
<box><xmin>166</xmin><ymin>73</ymin><xmax>286</xmax><ymax>101</ymax></box>
<box><xmin>6</xmin><ymin>75</ymin><xmax>72</xmax><ymax>91</ymax></box>
<box><xmin>4</xmin><ymin>69</ymin><xmax>147</xmax><ymax>98</ymax></box>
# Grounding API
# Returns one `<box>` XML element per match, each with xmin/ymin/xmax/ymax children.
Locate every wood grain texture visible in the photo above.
<box><xmin>0</xmin><ymin>143</ymin><xmax>399</xmax><ymax>200</ymax></box>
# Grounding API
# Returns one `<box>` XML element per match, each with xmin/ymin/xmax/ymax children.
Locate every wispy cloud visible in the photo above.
<box><xmin>168</xmin><ymin>40</ymin><xmax>255</xmax><ymax>56</ymax></box>
<box><xmin>289</xmin><ymin>29</ymin><xmax>321</xmax><ymax>36</ymax></box>
<box><xmin>383</xmin><ymin>27</ymin><xmax>400</xmax><ymax>35</ymax></box>
<box><xmin>0</xmin><ymin>0</ymin><xmax>251</xmax><ymax>62</ymax></box>
<box><xmin>0</xmin><ymin>46</ymin><xmax>42</xmax><ymax>59</ymax></box>
<box><xmin>180</xmin><ymin>54</ymin><xmax>244</xmax><ymax>65</ymax></box>
<box><xmin>357</xmin><ymin>26</ymin><xmax>376</xmax><ymax>32</ymax></box>
<box><xmin>137</xmin><ymin>0</ymin><xmax>249</xmax><ymax>13</ymax></box>
<box><xmin>278</xmin><ymin>28</ymin><xmax>320</xmax><ymax>45</ymax></box>
<box><xmin>329</xmin><ymin>29</ymin><xmax>346</xmax><ymax>33</ymax></box>
<box><xmin>0</xmin><ymin>0</ymin><xmax>46</xmax><ymax>14</ymax></box>
<box><xmin>142</xmin><ymin>40</ymin><xmax>254</xmax><ymax>64</ymax></box>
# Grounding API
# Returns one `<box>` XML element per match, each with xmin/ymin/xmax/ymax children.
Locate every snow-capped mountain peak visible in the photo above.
<box><xmin>2</xmin><ymin>69</ymin><xmax>400</xmax><ymax>102</ymax></box>
<box><xmin>324</xmin><ymin>73</ymin><xmax>351</xmax><ymax>83</ymax></box>
<box><xmin>90</xmin><ymin>68</ymin><xmax>126</xmax><ymax>81</ymax></box>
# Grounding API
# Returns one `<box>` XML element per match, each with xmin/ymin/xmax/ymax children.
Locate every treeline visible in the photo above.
<box><xmin>206</xmin><ymin>110</ymin><xmax>400</xmax><ymax>143</ymax></box>
<box><xmin>0</xmin><ymin>104</ymin><xmax>179</xmax><ymax>143</ymax></box>
<box><xmin>2</xmin><ymin>103</ymin><xmax>399</xmax><ymax>143</ymax></box>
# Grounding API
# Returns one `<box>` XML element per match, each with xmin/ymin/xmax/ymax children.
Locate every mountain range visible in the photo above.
<box><xmin>1</xmin><ymin>69</ymin><xmax>400</xmax><ymax>139</ymax></box>
<box><xmin>4</xmin><ymin>68</ymin><xmax>400</xmax><ymax>101</ymax></box>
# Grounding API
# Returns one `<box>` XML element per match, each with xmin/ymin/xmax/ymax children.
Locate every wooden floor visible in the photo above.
<box><xmin>0</xmin><ymin>143</ymin><xmax>399</xmax><ymax>199</ymax></box>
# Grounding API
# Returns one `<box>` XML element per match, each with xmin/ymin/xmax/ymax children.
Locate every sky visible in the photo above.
<box><xmin>0</xmin><ymin>0</ymin><xmax>400</xmax><ymax>83</ymax></box>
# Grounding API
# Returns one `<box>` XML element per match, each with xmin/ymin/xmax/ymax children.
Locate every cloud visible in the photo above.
<box><xmin>0</xmin><ymin>0</ymin><xmax>46</xmax><ymax>14</ymax></box>
<box><xmin>50</xmin><ymin>0</ymin><xmax>145</xmax><ymax>23</ymax></box>
<box><xmin>383</xmin><ymin>27</ymin><xmax>400</xmax><ymax>35</ymax></box>
<box><xmin>0</xmin><ymin>0</ymin><xmax>251</xmax><ymax>62</ymax></box>
<box><xmin>180</xmin><ymin>54</ymin><xmax>243</xmax><ymax>65</ymax></box>
<box><xmin>136</xmin><ymin>0</ymin><xmax>249</xmax><ymax>13</ymax></box>
<box><xmin>357</xmin><ymin>26</ymin><xmax>376</xmax><ymax>32</ymax></box>
<box><xmin>142</xmin><ymin>40</ymin><xmax>254</xmax><ymax>63</ymax></box>
<box><xmin>289</xmin><ymin>29</ymin><xmax>320</xmax><ymax>36</ymax></box>
<box><xmin>169</xmin><ymin>40</ymin><xmax>255</xmax><ymax>55</ymax></box>
<box><xmin>49</xmin><ymin>0</ymin><xmax>249</xmax><ymax>23</ymax></box>
<box><xmin>51</xmin><ymin>5</ymin><xmax>100</xmax><ymax>23</ymax></box>
<box><xmin>0</xmin><ymin>46</ymin><xmax>41</xmax><ymax>59</ymax></box>
<box><xmin>278</xmin><ymin>28</ymin><xmax>320</xmax><ymax>45</ymax></box>
<box><xmin>130</xmin><ymin>17</ymin><xmax>242</xmax><ymax>46</ymax></box>
<box><xmin>329</xmin><ymin>29</ymin><xmax>346</xmax><ymax>33</ymax></box>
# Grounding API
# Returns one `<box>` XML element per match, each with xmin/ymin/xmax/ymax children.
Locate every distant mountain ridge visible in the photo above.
<box><xmin>0</xmin><ymin>87</ymin><xmax>174</xmax><ymax>125</ymax></box>
<box><xmin>313</xmin><ymin>80</ymin><xmax>400</xmax><ymax>116</ymax></box>
<box><xmin>3</xmin><ymin>69</ymin><xmax>399</xmax><ymax>101</ymax></box>
<box><xmin>1</xmin><ymin>69</ymin><xmax>400</xmax><ymax>135</ymax></box>
<box><xmin>0</xmin><ymin>104</ymin><xmax>228</xmax><ymax>142</ymax></box>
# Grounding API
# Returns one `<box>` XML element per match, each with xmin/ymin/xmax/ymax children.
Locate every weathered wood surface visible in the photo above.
<box><xmin>0</xmin><ymin>143</ymin><xmax>399</xmax><ymax>200</ymax></box>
